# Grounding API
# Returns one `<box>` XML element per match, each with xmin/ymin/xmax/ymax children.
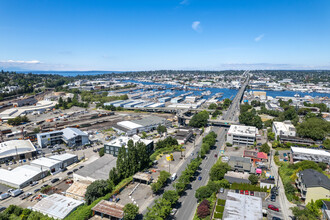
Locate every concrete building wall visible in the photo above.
<box><xmin>306</xmin><ymin>187</ymin><xmax>330</xmax><ymax>204</ymax></box>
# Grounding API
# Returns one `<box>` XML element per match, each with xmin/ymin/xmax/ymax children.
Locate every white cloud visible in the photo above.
<box><xmin>192</xmin><ymin>21</ymin><xmax>201</xmax><ymax>32</ymax></box>
<box><xmin>1</xmin><ymin>60</ymin><xmax>41</xmax><ymax>64</ymax></box>
<box><xmin>254</xmin><ymin>34</ymin><xmax>265</xmax><ymax>42</ymax></box>
<box><xmin>180</xmin><ymin>0</ymin><xmax>189</xmax><ymax>5</ymax></box>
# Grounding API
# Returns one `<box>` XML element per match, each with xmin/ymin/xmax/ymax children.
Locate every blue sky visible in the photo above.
<box><xmin>0</xmin><ymin>0</ymin><xmax>330</xmax><ymax>71</ymax></box>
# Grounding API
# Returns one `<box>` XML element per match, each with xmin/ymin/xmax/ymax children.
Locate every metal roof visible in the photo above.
<box><xmin>0</xmin><ymin>139</ymin><xmax>36</xmax><ymax>159</ymax></box>
<box><xmin>32</xmin><ymin>193</ymin><xmax>83</xmax><ymax>219</ymax></box>
<box><xmin>62</xmin><ymin>128</ymin><xmax>88</xmax><ymax>140</ymax></box>
<box><xmin>132</xmin><ymin>115</ymin><xmax>167</xmax><ymax>127</ymax></box>
<box><xmin>49</xmin><ymin>153</ymin><xmax>77</xmax><ymax>162</ymax></box>
<box><xmin>92</xmin><ymin>200</ymin><xmax>124</xmax><ymax>219</ymax></box>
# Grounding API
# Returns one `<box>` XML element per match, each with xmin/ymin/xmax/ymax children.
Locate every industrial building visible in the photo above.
<box><xmin>0</xmin><ymin>100</ymin><xmax>56</xmax><ymax>121</ymax></box>
<box><xmin>272</xmin><ymin>121</ymin><xmax>296</xmax><ymax>139</ymax></box>
<box><xmin>12</xmin><ymin>97</ymin><xmax>38</xmax><ymax>107</ymax></box>
<box><xmin>92</xmin><ymin>200</ymin><xmax>124</xmax><ymax>220</ymax></box>
<box><xmin>158</xmin><ymin>97</ymin><xmax>171</xmax><ymax>103</ymax></box>
<box><xmin>0</xmin><ymin>139</ymin><xmax>37</xmax><ymax>163</ymax></box>
<box><xmin>113</xmin><ymin>115</ymin><xmax>171</xmax><ymax>136</ymax></box>
<box><xmin>175</xmin><ymin>128</ymin><xmax>194</xmax><ymax>145</ymax></box>
<box><xmin>291</xmin><ymin>147</ymin><xmax>330</xmax><ymax>164</ymax></box>
<box><xmin>104</xmin><ymin>135</ymin><xmax>154</xmax><ymax>157</ymax></box>
<box><xmin>226</xmin><ymin>125</ymin><xmax>258</xmax><ymax>146</ymax></box>
<box><xmin>0</xmin><ymin>165</ymin><xmax>46</xmax><ymax>188</ymax></box>
<box><xmin>49</xmin><ymin>153</ymin><xmax>78</xmax><ymax>168</ymax></box>
<box><xmin>223</xmin><ymin>191</ymin><xmax>263</xmax><ymax>220</ymax></box>
<box><xmin>37</xmin><ymin>127</ymin><xmax>89</xmax><ymax>148</ymax></box>
<box><xmin>296</xmin><ymin>169</ymin><xmax>330</xmax><ymax>203</ymax></box>
<box><xmin>73</xmin><ymin>154</ymin><xmax>117</xmax><ymax>182</ymax></box>
<box><xmin>171</xmin><ymin>97</ymin><xmax>184</xmax><ymax>103</ymax></box>
<box><xmin>66</xmin><ymin>180</ymin><xmax>91</xmax><ymax>201</ymax></box>
<box><xmin>32</xmin><ymin>194</ymin><xmax>84</xmax><ymax>219</ymax></box>
<box><xmin>30</xmin><ymin>157</ymin><xmax>63</xmax><ymax>174</ymax></box>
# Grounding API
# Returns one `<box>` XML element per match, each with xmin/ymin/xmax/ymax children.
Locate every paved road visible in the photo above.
<box><xmin>175</xmin><ymin>73</ymin><xmax>250</xmax><ymax>220</ymax></box>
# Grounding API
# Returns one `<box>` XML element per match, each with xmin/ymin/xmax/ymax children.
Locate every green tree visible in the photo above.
<box><xmin>85</xmin><ymin>180</ymin><xmax>111</xmax><ymax>204</ymax></box>
<box><xmin>208</xmin><ymin>103</ymin><xmax>217</xmax><ymax>110</ymax></box>
<box><xmin>248</xmin><ymin>174</ymin><xmax>259</xmax><ymax>185</ymax></box>
<box><xmin>223</xmin><ymin>98</ymin><xmax>232</xmax><ymax>109</ymax></box>
<box><xmin>98</xmin><ymin>148</ymin><xmax>105</xmax><ymax>157</ymax></box>
<box><xmin>259</xmin><ymin>143</ymin><xmax>270</xmax><ymax>154</ymax></box>
<box><xmin>323</xmin><ymin>138</ymin><xmax>330</xmax><ymax>150</ymax></box>
<box><xmin>189</xmin><ymin>110</ymin><xmax>209</xmax><ymax>128</ymax></box>
<box><xmin>123</xmin><ymin>203</ymin><xmax>139</xmax><ymax>220</ymax></box>
<box><xmin>297</xmin><ymin>117</ymin><xmax>330</xmax><ymax>140</ymax></box>
<box><xmin>163</xmin><ymin>190</ymin><xmax>179</xmax><ymax>205</ymax></box>
<box><xmin>209</xmin><ymin>161</ymin><xmax>231</xmax><ymax>181</ymax></box>
<box><xmin>239</xmin><ymin>110</ymin><xmax>263</xmax><ymax>129</ymax></box>
<box><xmin>157</xmin><ymin>125</ymin><xmax>167</xmax><ymax>134</ymax></box>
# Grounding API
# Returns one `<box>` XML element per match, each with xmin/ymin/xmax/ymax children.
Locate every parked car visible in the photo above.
<box><xmin>42</xmin><ymin>184</ymin><xmax>48</xmax><ymax>188</ymax></box>
<box><xmin>0</xmin><ymin>206</ymin><xmax>6</xmax><ymax>212</ymax></box>
<box><xmin>31</xmin><ymin>181</ymin><xmax>38</xmax><ymax>186</ymax></box>
<box><xmin>240</xmin><ymin>190</ymin><xmax>244</xmax><ymax>194</ymax></box>
<box><xmin>268</xmin><ymin>205</ymin><xmax>279</xmax><ymax>212</ymax></box>
<box><xmin>245</xmin><ymin>190</ymin><xmax>249</xmax><ymax>195</ymax></box>
<box><xmin>0</xmin><ymin>193</ymin><xmax>10</xmax><ymax>200</ymax></box>
<box><xmin>272</xmin><ymin>217</ymin><xmax>281</xmax><ymax>220</ymax></box>
<box><xmin>34</xmin><ymin>188</ymin><xmax>40</xmax><ymax>193</ymax></box>
<box><xmin>73</xmin><ymin>169</ymin><xmax>78</xmax><ymax>172</ymax></box>
<box><xmin>214</xmin><ymin>154</ymin><xmax>218</xmax><ymax>158</ymax></box>
<box><xmin>220</xmin><ymin>188</ymin><xmax>224</xmax><ymax>193</ymax></box>
<box><xmin>198</xmin><ymin>176</ymin><xmax>202</xmax><ymax>181</ymax></box>
<box><xmin>271</xmin><ymin>194</ymin><xmax>276</xmax><ymax>202</ymax></box>
<box><xmin>10</xmin><ymin>189</ymin><xmax>23</xmax><ymax>197</ymax></box>
<box><xmin>235</xmin><ymin>189</ymin><xmax>239</xmax><ymax>193</ymax></box>
<box><xmin>79</xmin><ymin>166</ymin><xmax>84</xmax><ymax>169</ymax></box>
<box><xmin>250</xmin><ymin>191</ymin><xmax>254</xmax><ymax>196</ymax></box>
<box><xmin>51</xmin><ymin>178</ymin><xmax>59</xmax><ymax>183</ymax></box>
<box><xmin>67</xmin><ymin>171</ymin><xmax>73</xmax><ymax>175</ymax></box>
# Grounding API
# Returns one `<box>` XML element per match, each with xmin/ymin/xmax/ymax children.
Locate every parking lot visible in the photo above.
<box><xmin>218</xmin><ymin>188</ymin><xmax>283</xmax><ymax>220</ymax></box>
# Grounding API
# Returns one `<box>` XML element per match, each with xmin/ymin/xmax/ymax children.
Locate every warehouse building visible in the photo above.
<box><xmin>32</xmin><ymin>194</ymin><xmax>84</xmax><ymax>219</ymax></box>
<box><xmin>104</xmin><ymin>135</ymin><xmax>154</xmax><ymax>157</ymax></box>
<box><xmin>273</xmin><ymin>121</ymin><xmax>296</xmax><ymax>139</ymax></box>
<box><xmin>0</xmin><ymin>165</ymin><xmax>46</xmax><ymax>188</ymax></box>
<box><xmin>226</xmin><ymin>125</ymin><xmax>258</xmax><ymax>146</ymax></box>
<box><xmin>30</xmin><ymin>157</ymin><xmax>63</xmax><ymax>174</ymax></box>
<box><xmin>66</xmin><ymin>180</ymin><xmax>91</xmax><ymax>201</ymax></box>
<box><xmin>74</xmin><ymin>154</ymin><xmax>117</xmax><ymax>182</ymax></box>
<box><xmin>92</xmin><ymin>200</ymin><xmax>124</xmax><ymax>220</ymax></box>
<box><xmin>49</xmin><ymin>153</ymin><xmax>78</xmax><ymax>169</ymax></box>
<box><xmin>12</xmin><ymin>97</ymin><xmax>38</xmax><ymax>107</ymax></box>
<box><xmin>0</xmin><ymin>139</ymin><xmax>37</xmax><ymax>163</ymax></box>
<box><xmin>223</xmin><ymin>191</ymin><xmax>263</xmax><ymax>220</ymax></box>
<box><xmin>37</xmin><ymin>127</ymin><xmax>89</xmax><ymax>148</ymax></box>
<box><xmin>291</xmin><ymin>147</ymin><xmax>330</xmax><ymax>164</ymax></box>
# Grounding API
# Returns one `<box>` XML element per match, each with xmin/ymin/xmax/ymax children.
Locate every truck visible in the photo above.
<box><xmin>10</xmin><ymin>189</ymin><xmax>23</xmax><ymax>197</ymax></box>
<box><xmin>171</xmin><ymin>173</ymin><xmax>177</xmax><ymax>181</ymax></box>
<box><xmin>0</xmin><ymin>193</ymin><xmax>10</xmax><ymax>200</ymax></box>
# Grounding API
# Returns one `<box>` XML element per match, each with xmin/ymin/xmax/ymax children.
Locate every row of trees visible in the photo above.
<box><xmin>55</xmin><ymin>95</ymin><xmax>88</xmax><ymax>109</ymax></box>
<box><xmin>189</xmin><ymin>110</ymin><xmax>209</xmax><ymax>128</ymax></box>
<box><xmin>200</xmin><ymin>131</ymin><xmax>217</xmax><ymax>157</ymax></box>
<box><xmin>7</xmin><ymin>115</ymin><xmax>29</xmax><ymax>125</ymax></box>
<box><xmin>151</xmin><ymin>171</ymin><xmax>171</xmax><ymax>194</ymax></box>
<box><xmin>155</xmin><ymin>136</ymin><xmax>178</xmax><ymax>150</ymax></box>
<box><xmin>109</xmin><ymin>140</ymin><xmax>151</xmax><ymax>186</ymax></box>
<box><xmin>239</xmin><ymin>107</ymin><xmax>263</xmax><ymax>129</ymax></box>
<box><xmin>0</xmin><ymin>204</ymin><xmax>54</xmax><ymax>220</ymax></box>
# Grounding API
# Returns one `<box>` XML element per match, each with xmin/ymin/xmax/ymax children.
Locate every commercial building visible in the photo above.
<box><xmin>37</xmin><ymin>127</ymin><xmax>89</xmax><ymax>148</ymax></box>
<box><xmin>291</xmin><ymin>147</ymin><xmax>330</xmax><ymax>164</ymax></box>
<box><xmin>228</xmin><ymin>156</ymin><xmax>254</xmax><ymax>173</ymax></box>
<box><xmin>0</xmin><ymin>165</ymin><xmax>46</xmax><ymax>188</ymax></box>
<box><xmin>158</xmin><ymin>97</ymin><xmax>171</xmax><ymax>103</ymax></box>
<box><xmin>0</xmin><ymin>100</ymin><xmax>56</xmax><ymax>121</ymax></box>
<box><xmin>66</xmin><ymin>180</ymin><xmax>91</xmax><ymax>201</ymax></box>
<box><xmin>73</xmin><ymin>154</ymin><xmax>117</xmax><ymax>182</ymax></box>
<box><xmin>223</xmin><ymin>191</ymin><xmax>263</xmax><ymax>220</ymax></box>
<box><xmin>32</xmin><ymin>193</ymin><xmax>84</xmax><ymax>219</ymax></box>
<box><xmin>49</xmin><ymin>153</ymin><xmax>78</xmax><ymax>168</ymax></box>
<box><xmin>0</xmin><ymin>139</ymin><xmax>37</xmax><ymax>163</ymax></box>
<box><xmin>226</xmin><ymin>125</ymin><xmax>258</xmax><ymax>146</ymax></box>
<box><xmin>113</xmin><ymin>116</ymin><xmax>171</xmax><ymax>136</ymax></box>
<box><xmin>104</xmin><ymin>135</ymin><xmax>154</xmax><ymax>157</ymax></box>
<box><xmin>30</xmin><ymin>157</ymin><xmax>63</xmax><ymax>174</ymax></box>
<box><xmin>272</xmin><ymin>121</ymin><xmax>296</xmax><ymax>139</ymax></box>
<box><xmin>280</xmin><ymin>135</ymin><xmax>317</xmax><ymax>146</ymax></box>
<box><xmin>92</xmin><ymin>200</ymin><xmax>124</xmax><ymax>220</ymax></box>
<box><xmin>243</xmin><ymin>150</ymin><xmax>268</xmax><ymax>162</ymax></box>
<box><xmin>296</xmin><ymin>169</ymin><xmax>330</xmax><ymax>203</ymax></box>
<box><xmin>174</xmin><ymin>128</ymin><xmax>194</xmax><ymax>145</ymax></box>
<box><xmin>171</xmin><ymin>97</ymin><xmax>184</xmax><ymax>103</ymax></box>
<box><xmin>13</xmin><ymin>97</ymin><xmax>38</xmax><ymax>107</ymax></box>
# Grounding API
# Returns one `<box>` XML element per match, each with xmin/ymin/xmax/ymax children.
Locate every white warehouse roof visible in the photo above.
<box><xmin>291</xmin><ymin>147</ymin><xmax>330</xmax><ymax>156</ymax></box>
<box><xmin>0</xmin><ymin>165</ymin><xmax>43</xmax><ymax>188</ymax></box>
<box><xmin>117</xmin><ymin>121</ymin><xmax>142</xmax><ymax>130</ymax></box>
<box><xmin>0</xmin><ymin>139</ymin><xmax>36</xmax><ymax>160</ymax></box>
<box><xmin>49</xmin><ymin>153</ymin><xmax>77</xmax><ymax>162</ymax></box>
<box><xmin>30</xmin><ymin>157</ymin><xmax>62</xmax><ymax>168</ymax></box>
<box><xmin>228</xmin><ymin>125</ymin><xmax>258</xmax><ymax>138</ymax></box>
<box><xmin>32</xmin><ymin>193</ymin><xmax>84</xmax><ymax>219</ymax></box>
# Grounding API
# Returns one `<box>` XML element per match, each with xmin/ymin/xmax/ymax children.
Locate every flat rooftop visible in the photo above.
<box><xmin>228</xmin><ymin>125</ymin><xmax>258</xmax><ymax>137</ymax></box>
<box><xmin>291</xmin><ymin>146</ymin><xmax>330</xmax><ymax>156</ymax></box>
<box><xmin>74</xmin><ymin>154</ymin><xmax>117</xmax><ymax>181</ymax></box>
<box><xmin>30</xmin><ymin>157</ymin><xmax>62</xmax><ymax>168</ymax></box>
<box><xmin>0</xmin><ymin>165</ymin><xmax>43</xmax><ymax>187</ymax></box>
<box><xmin>92</xmin><ymin>200</ymin><xmax>124</xmax><ymax>219</ymax></box>
<box><xmin>106</xmin><ymin>135</ymin><xmax>153</xmax><ymax>148</ymax></box>
<box><xmin>49</xmin><ymin>153</ymin><xmax>77</xmax><ymax>162</ymax></box>
<box><xmin>0</xmin><ymin>139</ymin><xmax>36</xmax><ymax>159</ymax></box>
<box><xmin>117</xmin><ymin>121</ymin><xmax>142</xmax><ymax>130</ymax></box>
<box><xmin>223</xmin><ymin>191</ymin><xmax>262</xmax><ymax>220</ymax></box>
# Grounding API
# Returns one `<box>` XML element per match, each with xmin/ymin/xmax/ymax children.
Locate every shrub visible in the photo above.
<box><xmin>197</xmin><ymin>203</ymin><xmax>210</xmax><ymax>219</ymax></box>
<box><xmin>214</xmin><ymin>212</ymin><xmax>223</xmax><ymax>219</ymax></box>
<box><xmin>216</xmin><ymin>205</ymin><xmax>224</xmax><ymax>213</ymax></box>
<box><xmin>217</xmin><ymin>199</ymin><xmax>226</xmax><ymax>206</ymax></box>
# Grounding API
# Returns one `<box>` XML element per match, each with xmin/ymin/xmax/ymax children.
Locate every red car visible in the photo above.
<box><xmin>250</xmin><ymin>191</ymin><xmax>254</xmax><ymax>196</ymax></box>
<box><xmin>240</xmin><ymin>190</ymin><xmax>244</xmax><ymax>194</ymax></box>
<box><xmin>245</xmin><ymin>190</ymin><xmax>249</xmax><ymax>195</ymax></box>
<box><xmin>268</xmin><ymin>205</ymin><xmax>279</xmax><ymax>212</ymax></box>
